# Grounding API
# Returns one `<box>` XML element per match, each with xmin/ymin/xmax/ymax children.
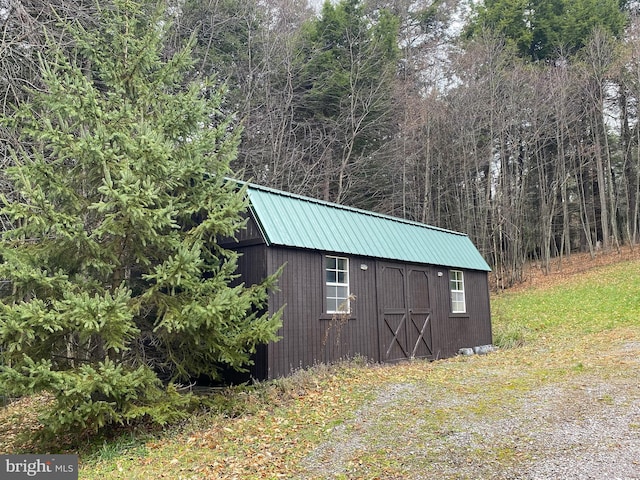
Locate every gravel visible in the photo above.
<box><xmin>517</xmin><ymin>343</ymin><xmax>640</xmax><ymax>480</ymax></box>
<box><xmin>454</xmin><ymin>377</ymin><xmax>640</xmax><ymax>480</ymax></box>
<box><xmin>298</xmin><ymin>342</ymin><xmax>640</xmax><ymax>479</ymax></box>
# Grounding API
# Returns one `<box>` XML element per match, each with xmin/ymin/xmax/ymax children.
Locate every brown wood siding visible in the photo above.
<box><xmin>219</xmin><ymin>213</ymin><xmax>264</xmax><ymax>247</ymax></box>
<box><xmin>231</xmin><ymin>244</ymin><xmax>269</xmax><ymax>379</ymax></box>
<box><xmin>347</xmin><ymin>257</ymin><xmax>379</xmax><ymax>362</ymax></box>
<box><xmin>429</xmin><ymin>267</ymin><xmax>450</xmax><ymax>359</ymax></box>
<box><xmin>233</xmin><ymin>244</ymin><xmax>268</xmax><ymax>286</ymax></box>
<box><xmin>265</xmin><ymin>248</ymin><xmax>322</xmax><ymax>377</ymax></box>
<box><xmin>431</xmin><ymin>269</ymin><xmax>493</xmax><ymax>358</ymax></box>
<box><xmin>263</xmin><ymin>249</ymin><xmax>380</xmax><ymax>378</ymax></box>
<box><xmin>466</xmin><ymin>270</ymin><xmax>492</xmax><ymax>340</ymax></box>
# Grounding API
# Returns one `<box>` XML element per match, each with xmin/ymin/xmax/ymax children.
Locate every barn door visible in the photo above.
<box><xmin>407</xmin><ymin>268</ymin><xmax>433</xmax><ymax>359</ymax></box>
<box><xmin>377</xmin><ymin>264</ymin><xmax>409</xmax><ymax>362</ymax></box>
<box><xmin>377</xmin><ymin>263</ymin><xmax>433</xmax><ymax>362</ymax></box>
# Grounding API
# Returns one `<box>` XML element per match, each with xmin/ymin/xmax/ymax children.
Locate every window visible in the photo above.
<box><xmin>326</xmin><ymin>256</ymin><xmax>350</xmax><ymax>314</ymax></box>
<box><xmin>449</xmin><ymin>270</ymin><xmax>466</xmax><ymax>313</ymax></box>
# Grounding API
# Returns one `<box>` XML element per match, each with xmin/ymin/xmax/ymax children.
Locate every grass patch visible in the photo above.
<box><xmin>91</xmin><ymin>435</ymin><xmax>148</xmax><ymax>462</ymax></box>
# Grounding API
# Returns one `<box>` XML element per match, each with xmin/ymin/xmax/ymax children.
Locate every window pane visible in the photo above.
<box><xmin>337</xmin><ymin>258</ymin><xmax>347</xmax><ymax>271</ymax></box>
<box><xmin>326</xmin><ymin>257</ymin><xmax>337</xmax><ymax>270</ymax></box>
<box><xmin>337</xmin><ymin>286</ymin><xmax>348</xmax><ymax>299</ymax></box>
<box><xmin>451</xmin><ymin>292</ymin><xmax>465</xmax><ymax>313</ymax></box>
<box><xmin>450</xmin><ymin>270</ymin><xmax>462</xmax><ymax>287</ymax></box>
<box><xmin>327</xmin><ymin>285</ymin><xmax>338</xmax><ymax>298</ymax></box>
<box><xmin>327</xmin><ymin>298</ymin><xmax>339</xmax><ymax>313</ymax></box>
<box><xmin>337</xmin><ymin>271</ymin><xmax>347</xmax><ymax>283</ymax></box>
<box><xmin>326</xmin><ymin>271</ymin><xmax>337</xmax><ymax>283</ymax></box>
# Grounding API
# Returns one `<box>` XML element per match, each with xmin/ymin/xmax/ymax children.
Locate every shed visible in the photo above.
<box><xmin>221</xmin><ymin>182</ymin><xmax>492</xmax><ymax>380</ymax></box>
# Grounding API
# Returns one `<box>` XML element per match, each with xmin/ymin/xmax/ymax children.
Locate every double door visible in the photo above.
<box><xmin>377</xmin><ymin>263</ymin><xmax>434</xmax><ymax>362</ymax></box>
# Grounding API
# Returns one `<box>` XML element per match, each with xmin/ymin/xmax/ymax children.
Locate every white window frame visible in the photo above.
<box><xmin>449</xmin><ymin>270</ymin><xmax>466</xmax><ymax>314</ymax></box>
<box><xmin>325</xmin><ymin>256</ymin><xmax>350</xmax><ymax>314</ymax></box>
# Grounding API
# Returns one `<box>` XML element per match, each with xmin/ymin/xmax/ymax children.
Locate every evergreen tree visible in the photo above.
<box><xmin>0</xmin><ymin>0</ymin><xmax>281</xmax><ymax>435</ymax></box>
<box><xmin>299</xmin><ymin>0</ymin><xmax>399</xmax><ymax>126</ymax></box>
<box><xmin>293</xmin><ymin>0</ymin><xmax>400</xmax><ymax>205</ymax></box>
<box><xmin>465</xmin><ymin>0</ymin><xmax>627</xmax><ymax>61</ymax></box>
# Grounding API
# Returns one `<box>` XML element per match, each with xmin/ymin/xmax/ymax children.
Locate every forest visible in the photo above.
<box><xmin>3</xmin><ymin>0</ymin><xmax>640</xmax><ymax>288</ymax></box>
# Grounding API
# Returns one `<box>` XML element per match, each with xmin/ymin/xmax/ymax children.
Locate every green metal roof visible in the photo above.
<box><xmin>245</xmin><ymin>183</ymin><xmax>491</xmax><ymax>272</ymax></box>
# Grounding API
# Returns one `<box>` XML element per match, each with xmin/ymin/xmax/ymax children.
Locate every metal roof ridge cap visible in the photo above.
<box><xmin>244</xmin><ymin>181</ymin><xmax>469</xmax><ymax>237</ymax></box>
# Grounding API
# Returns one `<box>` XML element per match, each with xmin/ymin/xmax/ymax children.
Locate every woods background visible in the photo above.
<box><xmin>3</xmin><ymin>0</ymin><xmax>640</xmax><ymax>288</ymax></box>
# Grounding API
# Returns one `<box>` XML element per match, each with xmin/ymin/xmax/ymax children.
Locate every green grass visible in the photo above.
<box><xmin>2</xmin><ymin>257</ymin><xmax>640</xmax><ymax>478</ymax></box>
<box><xmin>92</xmin><ymin>435</ymin><xmax>148</xmax><ymax>462</ymax></box>
<box><xmin>492</xmin><ymin>260</ymin><xmax>640</xmax><ymax>345</ymax></box>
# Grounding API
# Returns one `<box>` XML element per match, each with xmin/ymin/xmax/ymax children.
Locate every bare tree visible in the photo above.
<box><xmin>578</xmin><ymin>28</ymin><xmax>622</xmax><ymax>252</ymax></box>
<box><xmin>618</xmin><ymin>13</ymin><xmax>640</xmax><ymax>247</ymax></box>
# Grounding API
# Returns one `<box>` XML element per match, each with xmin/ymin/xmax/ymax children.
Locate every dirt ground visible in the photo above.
<box><xmin>502</xmin><ymin>246</ymin><xmax>640</xmax><ymax>292</ymax></box>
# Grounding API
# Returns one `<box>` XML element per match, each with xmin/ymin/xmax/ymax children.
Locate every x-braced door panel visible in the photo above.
<box><xmin>408</xmin><ymin>269</ymin><xmax>433</xmax><ymax>359</ymax></box>
<box><xmin>383</xmin><ymin>312</ymin><xmax>409</xmax><ymax>361</ymax></box>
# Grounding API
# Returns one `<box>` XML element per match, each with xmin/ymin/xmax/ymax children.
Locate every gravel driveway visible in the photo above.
<box><xmin>299</xmin><ymin>341</ymin><xmax>640</xmax><ymax>479</ymax></box>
